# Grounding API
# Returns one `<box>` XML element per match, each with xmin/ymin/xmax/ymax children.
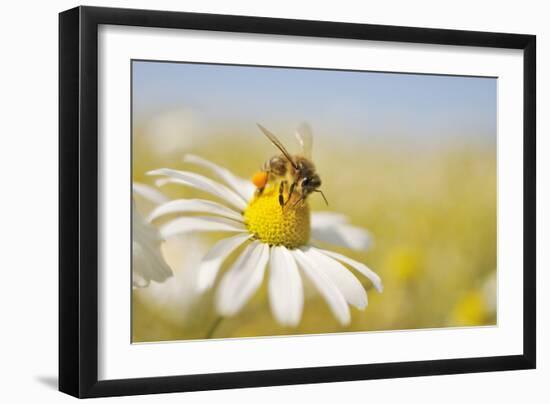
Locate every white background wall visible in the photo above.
<box><xmin>0</xmin><ymin>0</ymin><xmax>546</xmax><ymax>402</ymax></box>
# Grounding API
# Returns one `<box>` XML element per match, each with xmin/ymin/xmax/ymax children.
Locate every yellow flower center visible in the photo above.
<box><xmin>243</xmin><ymin>185</ymin><xmax>310</xmax><ymax>249</ymax></box>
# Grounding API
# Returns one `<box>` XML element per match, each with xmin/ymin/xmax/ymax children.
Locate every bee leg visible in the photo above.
<box><xmin>278</xmin><ymin>180</ymin><xmax>287</xmax><ymax>208</ymax></box>
<box><xmin>300</xmin><ymin>191</ymin><xmax>307</xmax><ymax>207</ymax></box>
<box><xmin>290</xmin><ymin>195</ymin><xmax>304</xmax><ymax>208</ymax></box>
<box><xmin>256</xmin><ymin>185</ymin><xmax>263</xmax><ymax>196</ymax></box>
<box><xmin>287</xmin><ymin>182</ymin><xmax>297</xmax><ymax>204</ymax></box>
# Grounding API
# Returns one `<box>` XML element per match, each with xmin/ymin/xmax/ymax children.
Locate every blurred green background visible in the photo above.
<box><xmin>131</xmin><ymin>61</ymin><xmax>496</xmax><ymax>342</ymax></box>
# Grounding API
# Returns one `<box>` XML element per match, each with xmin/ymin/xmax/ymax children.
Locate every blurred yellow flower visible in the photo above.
<box><xmin>385</xmin><ymin>246</ymin><xmax>423</xmax><ymax>282</ymax></box>
<box><xmin>450</xmin><ymin>273</ymin><xmax>496</xmax><ymax>326</ymax></box>
<box><xmin>450</xmin><ymin>291</ymin><xmax>486</xmax><ymax>326</ymax></box>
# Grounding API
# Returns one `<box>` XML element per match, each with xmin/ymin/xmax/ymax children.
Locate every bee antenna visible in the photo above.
<box><xmin>315</xmin><ymin>190</ymin><xmax>329</xmax><ymax>206</ymax></box>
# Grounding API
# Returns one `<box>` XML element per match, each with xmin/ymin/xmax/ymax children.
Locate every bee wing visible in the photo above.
<box><xmin>295</xmin><ymin>122</ymin><xmax>313</xmax><ymax>159</ymax></box>
<box><xmin>256</xmin><ymin>123</ymin><xmax>297</xmax><ymax>169</ymax></box>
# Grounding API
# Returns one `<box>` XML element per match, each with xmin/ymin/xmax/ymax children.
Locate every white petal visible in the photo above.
<box><xmin>268</xmin><ymin>246</ymin><xmax>304</xmax><ymax>327</ymax></box>
<box><xmin>132</xmin><ymin>210</ymin><xmax>173</xmax><ymax>286</ymax></box>
<box><xmin>132</xmin><ymin>242</ymin><xmax>169</xmax><ymax>286</ymax></box>
<box><xmin>159</xmin><ymin>216</ymin><xmax>247</xmax><ymax>239</ymax></box>
<box><xmin>132</xmin><ymin>182</ymin><xmax>168</xmax><ymax>205</ymax></box>
<box><xmin>291</xmin><ymin>249</ymin><xmax>350</xmax><ymax>326</ymax></box>
<box><xmin>147</xmin><ymin>199</ymin><xmax>244</xmax><ymax>223</ymax></box>
<box><xmin>197</xmin><ymin>233</ymin><xmax>251</xmax><ymax>292</ymax></box>
<box><xmin>148</xmin><ymin>169</ymin><xmax>247</xmax><ymax>211</ymax></box>
<box><xmin>132</xmin><ymin>271</ymin><xmax>150</xmax><ymax>288</ymax></box>
<box><xmin>132</xmin><ymin>242</ymin><xmax>152</xmax><ymax>287</ymax></box>
<box><xmin>311</xmin><ymin>224</ymin><xmax>371</xmax><ymax>251</ymax></box>
<box><xmin>311</xmin><ymin>212</ymin><xmax>371</xmax><ymax>250</ymax></box>
<box><xmin>184</xmin><ymin>154</ymin><xmax>256</xmax><ymax>201</ymax></box>
<box><xmin>314</xmin><ymin>248</ymin><xmax>383</xmax><ymax>293</ymax></box>
<box><xmin>216</xmin><ymin>241</ymin><xmax>269</xmax><ymax>316</ymax></box>
<box><xmin>133</xmin><ymin>240</ymin><xmax>172</xmax><ymax>281</ymax></box>
<box><xmin>311</xmin><ymin>211</ymin><xmax>349</xmax><ymax>227</ymax></box>
<box><xmin>303</xmin><ymin>247</ymin><xmax>367</xmax><ymax>309</ymax></box>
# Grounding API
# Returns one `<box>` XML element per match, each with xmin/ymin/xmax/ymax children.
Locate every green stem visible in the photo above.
<box><xmin>205</xmin><ymin>316</ymin><xmax>224</xmax><ymax>339</ymax></box>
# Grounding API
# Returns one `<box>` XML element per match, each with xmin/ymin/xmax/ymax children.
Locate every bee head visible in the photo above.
<box><xmin>301</xmin><ymin>175</ymin><xmax>328</xmax><ymax>206</ymax></box>
<box><xmin>302</xmin><ymin>174</ymin><xmax>321</xmax><ymax>190</ymax></box>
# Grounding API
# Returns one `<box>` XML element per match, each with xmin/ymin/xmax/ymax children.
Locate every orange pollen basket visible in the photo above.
<box><xmin>251</xmin><ymin>171</ymin><xmax>268</xmax><ymax>188</ymax></box>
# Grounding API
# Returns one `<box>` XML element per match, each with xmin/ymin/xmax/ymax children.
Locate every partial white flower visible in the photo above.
<box><xmin>132</xmin><ymin>183</ymin><xmax>172</xmax><ymax>287</ymax></box>
<box><xmin>147</xmin><ymin>155</ymin><xmax>382</xmax><ymax>327</ymax></box>
<box><xmin>133</xmin><ymin>182</ymin><xmax>212</xmax><ymax>325</ymax></box>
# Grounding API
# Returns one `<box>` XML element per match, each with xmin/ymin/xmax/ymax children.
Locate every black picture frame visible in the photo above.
<box><xmin>59</xmin><ymin>5</ymin><xmax>536</xmax><ymax>398</ymax></box>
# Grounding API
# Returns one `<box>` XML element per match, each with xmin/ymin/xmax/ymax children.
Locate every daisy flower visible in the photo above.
<box><xmin>147</xmin><ymin>154</ymin><xmax>383</xmax><ymax>327</ymax></box>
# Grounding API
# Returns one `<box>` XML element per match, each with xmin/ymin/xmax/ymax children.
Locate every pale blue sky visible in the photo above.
<box><xmin>132</xmin><ymin>60</ymin><xmax>496</xmax><ymax>144</ymax></box>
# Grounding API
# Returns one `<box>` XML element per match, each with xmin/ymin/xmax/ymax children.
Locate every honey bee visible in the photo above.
<box><xmin>252</xmin><ymin>123</ymin><xmax>328</xmax><ymax>208</ymax></box>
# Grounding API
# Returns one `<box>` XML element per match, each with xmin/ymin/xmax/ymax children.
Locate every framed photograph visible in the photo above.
<box><xmin>59</xmin><ymin>6</ymin><xmax>536</xmax><ymax>398</ymax></box>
